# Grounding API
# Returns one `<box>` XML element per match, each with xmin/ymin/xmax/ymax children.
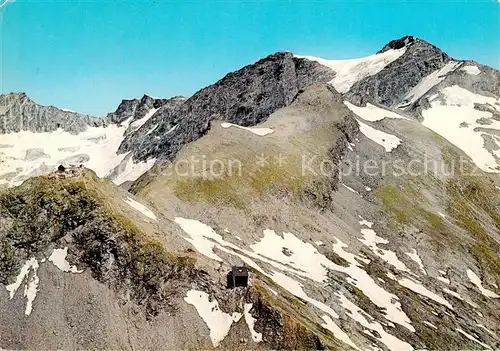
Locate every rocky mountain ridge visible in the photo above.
<box><xmin>345</xmin><ymin>35</ymin><xmax>453</xmax><ymax>106</ymax></box>
<box><xmin>116</xmin><ymin>52</ymin><xmax>336</xmax><ymax>161</ymax></box>
<box><xmin>0</xmin><ymin>93</ymin><xmax>108</xmax><ymax>134</ymax></box>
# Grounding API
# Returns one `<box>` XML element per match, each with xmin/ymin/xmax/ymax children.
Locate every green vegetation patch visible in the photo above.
<box><xmin>373</xmin><ymin>183</ymin><xmax>446</xmax><ymax>232</ymax></box>
<box><xmin>172</xmin><ymin>147</ymin><xmax>337</xmax><ymax>210</ymax></box>
<box><xmin>174</xmin><ymin>176</ymin><xmax>247</xmax><ymax>209</ymax></box>
<box><xmin>374</xmin><ymin>184</ymin><xmax>415</xmax><ymax>225</ymax></box>
<box><xmin>470</xmin><ymin>243</ymin><xmax>500</xmax><ymax>279</ymax></box>
<box><xmin>0</xmin><ymin>171</ymin><xmax>196</xmax><ymax>314</ymax></box>
<box><xmin>446</xmin><ymin>175</ymin><xmax>500</xmax><ymax>278</ymax></box>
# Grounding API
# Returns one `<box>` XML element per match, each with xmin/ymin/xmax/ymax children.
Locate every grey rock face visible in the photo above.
<box><xmin>57</xmin><ymin>146</ymin><xmax>81</xmax><ymax>153</ymax></box>
<box><xmin>436</xmin><ymin>61</ymin><xmax>500</xmax><ymax>97</ymax></box>
<box><xmin>475</xmin><ymin>102</ymin><xmax>500</xmax><ymax>117</ymax></box>
<box><xmin>58</xmin><ymin>153</ymin><xmax>91</xmax><ymax>165</ymax></box>
<box><xmin>0</xmin><ymin>93</ymin><xmax>108</xmax><ymax>134</ymax></box>
<box><xmin>404</xmin><ymin>61</ymin><xmax>500</xmax><ymax>121</ymax></box>
<box><xmin>119</xmin><ymin>52</ymin><xmax>335</xmax><ymax>161</ymax></box>
<box><xmin>346</xmin><ymin>36</ymin><xmax>451</xmax><ymax>107</ymax></box>
<box><xmin>378</xmin><ymin>35</ymin><xmax>423</xmax><ymax>53</ymax></box>
<box><xmin>116</xmin><ymin>96</ymin><xmax>187</xmax><ymax>154</ymax></box>
<box><xmin>24</xmin><ymin>148</ymin><xmax>50</xmax><ymax>161</ymax></box>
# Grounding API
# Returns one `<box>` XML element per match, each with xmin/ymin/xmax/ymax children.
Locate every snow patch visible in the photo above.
<box><xmin>437</xmin><ymin>276</ymin><xmax>450</xmax><ymax>284</ymax></box>
<box><xmin>0</xmin><ymin>124</ymin><xmax>130</xmax><ymax>187</ymax></box>
<box><xmin>462</xmin><ymin>65</ymin><xmax>481</xmax><ymax>75</ymax></box>
<box><xmin>243</xmin><ymin>304</ymin><xmax>262</xmax><ymax>343</ymax></box>
<box><xmin>124</xmin><ymin>197</ymin><xmax>157</xmax><ymax>221</ymax></box>
<box><xmin>174</xmin><ymin>217</ymin><xmax>225</xmax><ymax>261</ymax></box>
<box><xmin>184</xmin><ymin>290</ymin><xmax>242</xmax><ymax>347</ymax></box>
<box><xmin>337</xmin><ymin>294</ymin><xmax>413</xmax><ymax>351</ymax></box>
<box><xmin>358</xmin><ymin>216</ymin><xmax>374</xmax><ymax>228</ymax></box>
<box><xmin>166</xmin><ymin>124</ymin><xmax>177</xmax><ymax>135</ymax></box>
<box><xmin>6</xmin><ymin>258</ymin><xmax>39</xmax><ymax>316</ymax></box>
<box><xmin>345</xmin><ymin>101</ymin><xmax>408</xmax><ymax>121</ymax></box>
<box><xmin>344</xmin><ymin>265</ymin><xmax>414</xmax><ymax>332</ymax></box>
<box><xmin>258</xmin><ymin>230</ymin><xmax>415</xmax><ymax>332</ymax></box>
<box><xmin>6</xmin><ymin>249</ymin><xmax>85</xmax><ymax>316</ymax></box>
<box><xmin>423</xmin><ymin>321</ymin><xmax>437</xmax><ymax>329</ymax></box>
<box><xmin>321</xmin><ymin>315</ymin><xmax>360</xmax><ymax>351</ymax></box>
<box><xmin>112</xmin><ymin>156</ymin><xmax>156</xmax><ymax>185</ymax></box>
<box><xmin>250</xmin><ymin>229</ymin><xmax>330</xmax><ymax>282</ymax></box>
<box><xmin>359</xmin><ymin>229</ymin><xmax>411</xmax><ymax>273</ymax></box>
<box><xmin>387</xmin><ymin>273</ymin><xmax>453</xmax><ymax>309</ymax></box>
<box><xmin>296</xmin><ymin>48</ymin><xmax>406</xmax><ymax>93</ymax></box>
<box><xmin>269</xmin><ymin>271</ymin><xmax>339</xmax><ymax>319</ymax></box>
<box><xmin>342</xmin><ymin>183</ymin><xmax>360</xmax><ymax>195</ymax></box>
<box><xmin>399</xmin><ymin>61</ymin><xmax>460</xmax><ymax>106</ymax></box>
<box><xmin>356</xmin><ymin>119</ymin><xmax>401</xmax><ymax>152</ymax></box>
<box><xmin>175</xmin><ymin>218</ymin><xmax>415</xmax><ymax>333</ymax></box>
<box><xmin>467</xmin><ymin>269</ymin><xmax>499</xmax><ymax>298</ymax></box>
<box><xmin>332</xmin><ymin>238</ymin><xmax>370</xmax><ymax>266</ymax></box>
<box><xmin>146</xmin><ymin>124</ymin><xmax>159</xmax><ymax>135</ymax></box>
<box><xmin>221</xmin><ymin>122</ymin><xmax>274</xmax><ymax>136</ymax></box>
<box><xmin>254</xmin><ymin>232</ymin><xmax>415</xmax><ymax>332</ymax></box>
<box><xmin>443</xmin><ymin>288</ymin><xmax>463</xmax><ymax>301</ymax></box>
<box><xmin>405</xmin><ymin>249</ymin><xmax>427</xmax><ymax>275</ymax></box>
<box><xmin>48</xmin><ymin>248</ymin><xmax>82</xmax><ymax>273</ymax></box>
<box><xmin>422</xmin><ymin>85</ymin><xmax>500</xmax><ymax>172</ymax></box>
<box><xmin>120</xmin><ymin>116</ymin><xmax>134</xmax><ymax>128</ymax></box>
<box><xmin>130</xmin><ymin>108</ymin><xmax>158</xmax><ymax>130</ymax></box>
<box><xmin>60</xmin><ymin>108</ymin><xmax>76</xmax><ymax>113</ymax></box>
<box><xmin>456</xmin><ymin>328</ymin><xmax>491</xmax><ymax>349</ymax></box>
<box><xmin>476</xmin><ymin>324</ymin><xmax>495</xmax><ymax>336</ymax></box>
<box><xmin>437</xmin><ymin>270</ymin><xmax>450</xmax><ymax>284</ymax></box>
<box><xmin>23</xmin><ymin>269</ymin><xmax>39</xmax><ymax>316</ymax></box>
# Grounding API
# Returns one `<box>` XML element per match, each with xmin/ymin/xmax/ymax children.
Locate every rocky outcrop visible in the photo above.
<box><xmin>113</xmin><ymin>95</ymin><xmax>187</xmax><ymax>153</ymax></box>
<box><xmin>0</xmin><ymin>169</ymin><xmax>198</xmax><ymax>315</ymax></box>
<box><xmin>0</xmin><ymin>93</ymin><xmax>107</xmax><ymax>134</ymax></box>
<box><xmin>107</xmin><ymin>94</ymin><xmax>181</xmax><ymax>126</ymax></box>
<box><xmin>438</xmin><ymin>61</ymin><xmax>500</xmax><ymax>97</ymax></box>
<box><xmin>118</xmin><ymin>52</ymin><xmax>335</xmax><ymax>161</ymax></box>
<box><xmin>345</xmin><ymin>36</ymin><xmax>452</xmax><ymax>107</ymax></box>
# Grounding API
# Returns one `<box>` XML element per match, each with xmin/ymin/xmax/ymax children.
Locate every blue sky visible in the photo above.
<box><xmin>1</xmin><ymin>0</ymin><xmax>498</xmax><ymax>115</ymax></box>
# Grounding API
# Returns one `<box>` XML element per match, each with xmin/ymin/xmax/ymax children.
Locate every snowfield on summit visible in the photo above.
<box><xmin>0</xmin><ymin>35</ymin><xmax>499</xmax><ymax>350</ymax></box>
